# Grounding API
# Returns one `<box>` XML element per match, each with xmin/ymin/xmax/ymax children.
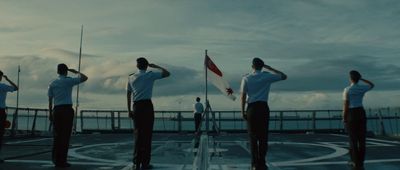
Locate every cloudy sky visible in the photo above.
<box><xmin>1</xmin><ymin>0</ymin><xmax>399</xmax><ymax>111</ymax></box>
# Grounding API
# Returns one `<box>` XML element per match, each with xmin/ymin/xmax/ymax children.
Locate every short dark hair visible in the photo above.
<box><xmin>196</xmin><ymin>97</ymin><xmax>200</xmax><ymax>102</ymax></box>
<box><xmin>0</xmin><ymin>70</ymin><xmax>3</xmax><ymax>76</ymax></box>
<box><xmin>252</xmin><ymin>58</ymin><xmax>264</xmax><ymax>70</ymax></box>
<box><xmin>349</xmin><ymin>70</ymin><xmax>361</xmax><ymax>83</ymax></box>
<box><xmin>137</xmin><ymin>57</ymin><xmax>149</xmax><ymax>70</ymax></box>
<box><xmin>57</xmin><ymin>63</ymin><xmax>68</xmax><ymax>75</ymax></box>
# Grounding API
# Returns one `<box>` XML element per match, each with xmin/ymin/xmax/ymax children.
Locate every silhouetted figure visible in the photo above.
<box><xmin>240</xmin><ymin>58</ymin><xmax>287</xmax><ymax>170</ymax></box>
<box><xmin>127</xmin><ymin>58</ymin><xmax>170</xmax><ymax>170</ymax></box>
<box><xmin>343</xmin><ymin>70</ymin><xmax>374</xmax><ymax>170</ymax></box>
<box><xmin>193</xmin><ymin>97</ymin><xmax>204</xmax><ymax>133</ymax></box>
<box><xmin>0</xmin><ymin>70</ymin><xmax>18</xmax><ymax>163</ymax></box>
<box><xmin>48</xmin><ymin>64</ymin><xmax>88</xmax><ymax>168</ymax></box>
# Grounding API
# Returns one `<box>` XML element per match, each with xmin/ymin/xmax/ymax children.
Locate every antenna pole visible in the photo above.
<box><xmin>73</xmin><ymin>25</ymin><xmax>83</xmax><ymax>133</ymax></box>
<box><xmin>11</xmin><ymin>66</ymin><xmax>21</xmax><ymax>136</ymax></box>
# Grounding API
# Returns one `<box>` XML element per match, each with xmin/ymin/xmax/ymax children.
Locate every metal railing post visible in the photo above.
<box><xmin>328</xmin><ymin>110</ymin><xmax>332</xmax><ymax>129</ymax></box>
<box><xmin>279</xmin><ymin>112</ymin><xmax>283</xmax><ymax>131</ymax></box>
<box><xmin>117</xmin><ymin>112</ymin><xmax>121</xmax><ymax>129</ymax></box>
<box><xmin>11</xmin><ymin>108</ymin><xmax>18</xmax><ymax>137</ymax></box>
<box><xmin>219</xmin><ymin>112</ymin><xmax>222</xmax><ymax>131</ymax></box>
<box><xmin>295</xmin><ymin>111</ymin><xmax>299</xmax><ymax>129</ymax></box>
<box><xmin>80</xmin><ymin>110</ymin><xmax>84</xmax><ymax>132</ymax></box>
<box><xmin>178</xmin><ymin>111</ymin><xmax>182</xmax><ymax>132</ymax></box>
<box><xmin>396</xmin><ymin>111</ymin><xmax>399</xmax><ymax>136</ymax></box>
<box><xmin>31</xmin><ymin>110</ymin><xmax>38</xmax><ymax>136</ymax></box>
<box><xmin>312</xmin><ymin>111</ymin><xmax>316</xmax><ymax>132</ymax></box>
<box><xmin>374</xmin><ymin>112</ymin><xmax>378</xmax><ymax>134</ymax></box>
<box><xmin>45</xmin><ymin>110</ymin><xmax>48</xmax><ymax>132</ymax></box>
<box><xmin>96</xmin><ymin>112</ymin><xmax>99</xmax><ymax>130</ymax></box>
<box><xmin>388</xmin><ymin>107</ymin><xmax>394</xmax><ymax>135</ymax></box>
<box><xmin>26</xmin><ymin>109</ymin><xmax>30</xmax><ymax>132</ymax></box>
<box><xmin>162</xmin><ymin>111</ymin><xmax>166</xmax><ymax>131</ymax></box>
<box><xmin>233</xmin><ymin>111</ymin><xmax>236</xmax><ymax>130</ymax></box>
<box><xmin>105</xmin><ymin>115</ymin><xmax>108</xmax><ymax>129</ymax></box>
<box><xmin>379</xmin><ymin>110</ymin><xmax>386</xmax><ymax>136</ymax></box>
<box><xmin>111</xmin><ymin>112</ymin><xmax>115</xmax><ymax>131</ymax></box>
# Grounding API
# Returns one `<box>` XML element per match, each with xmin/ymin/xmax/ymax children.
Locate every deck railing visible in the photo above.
<box><xmin>3</xmin><ymin>107</ymin><xmax>400</xmax><ymax>137</ymax></box>
<box><xmin>4</xmin><ymin>107</ymin><xmax>51</xmax><ymax>137</ymax></box>
<box><xmin>79</xmin><ymin>108</ymin><xmax>400</xmax><ymax>135</ymax></box>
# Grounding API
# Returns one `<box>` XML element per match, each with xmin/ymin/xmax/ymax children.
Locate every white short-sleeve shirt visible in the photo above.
<box><xmin>240</xmin><ymin>70</ymin><xmax>283</xmax><ymax>104</ymax></box>
<box><xmin>0</xmin><ymin>83</ymin><xmax>17</xmax><ymax>108</ymax></box>
<box><xmin>343</xmin><ymin>83</ymin><xmax>372</xmax><ymax>108</ymax></box>
<box><xmin>48</xmin><ymin>75</ymin><xmax>82</xmax><ymax>106</ymax></box>
<box><xmin>193</xmin><ymin>102</ymin><xmax>204</xmax><ymax>114</ymax></box>
<box><xmin>127</xmin><ymin>70</ymin><xmax>163</xmax><ymax>102</ymax></box>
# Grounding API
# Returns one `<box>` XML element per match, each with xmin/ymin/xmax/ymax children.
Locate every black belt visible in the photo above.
<box><xmin>349</xmin><ymin>107</ymin><xmax>364</xmax><ymax>110</ymax></box>
<box><xmin>54</xmin><ymin>104</ymin><xmax>73</xmax><ymax>108</ymax></box>
<box><xmin>248</xmin><ymin>101</ymin><xmax>268</xmax><ymax>105</ymax></box>
<box><xmin>134</xmin><ymin>99</ymin><xmax>152</xmax><ymax>104</ymax></box>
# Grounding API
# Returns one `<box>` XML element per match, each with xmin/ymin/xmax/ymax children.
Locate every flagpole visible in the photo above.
<box><xmin>73</xmin><ymin>25</ymin><xmax>83</xmax><ymax>134</ymax></box>
<box><xmin>11</xmin><ymin>65</ymin><xmax>21</xmax><ymax>137</ymax></box>
<box><xmin>204</xmin><ymin>50</ymin><xmax>209</xmax><ymax>132</ymax></box>
<box><xmin>16</xmin><ymin>65</ymin><xmax>20</xmax><ymax>117</ymax></box>
<box><xmin>205</xmin><ymin>50</ymin><xmax>208</xmax><ymax>103</ymax></box>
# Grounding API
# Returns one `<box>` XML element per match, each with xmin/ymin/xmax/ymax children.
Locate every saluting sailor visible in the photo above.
<box><xmin>0</xmin><ymin>70</ymin><xmax>18</xmax><ymax>163</ymax></box>
<box><xmin>240</xmin><ymin>58</ymin><xmax>287</xmax><ymax>170</ymax></box>
<box><xmin>48</xmin><ymin>63</ymin><xmax>88</xmax><ymax>168</ymax></box>
<box><xmin>342</xmin><ymin>70</ymin><xmax>374</xmax><ymax>170</ymax></box>
<box><xmin>126</xmin><ymin>57</ymin><xmax>170</xmax><ymax>170</ymax></box>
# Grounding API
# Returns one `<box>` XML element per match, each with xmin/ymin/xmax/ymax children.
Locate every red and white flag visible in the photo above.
<box><xmin>205</xmin><ymin>55</ymin><xmax>236</xmax><ymax>101</ymax></box>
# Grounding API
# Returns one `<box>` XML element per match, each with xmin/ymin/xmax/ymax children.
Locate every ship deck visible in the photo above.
<box><xmin>1</xmin><ymin>133</ymin><xmax>400</xmax><ymax>170</ymax></box>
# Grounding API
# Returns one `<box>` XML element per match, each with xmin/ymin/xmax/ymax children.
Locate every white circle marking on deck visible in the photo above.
<box><xmin>69</xmin><ymin>140</ymin><xmax>347</xmax><ymax>165</ymax></box>
<box><xmin>269</xmin><ymin>142</ymin><xmax>348</xmax><ymax>165</ymax></box>
<box><xmin>68</xmin><ymin>142</ymin><xmax>131</xmax><ymax>164</ymax></box>
<box><xmin>65</xmin><ymin>140</ymin><xmax>400</xmax><ymax>168</ymax></box>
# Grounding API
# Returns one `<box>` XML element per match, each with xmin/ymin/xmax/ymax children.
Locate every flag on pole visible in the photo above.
<box><xmin>205</xmin><ymin>54</ymin><xmax>236</xmax><ymax>101</ymax></box>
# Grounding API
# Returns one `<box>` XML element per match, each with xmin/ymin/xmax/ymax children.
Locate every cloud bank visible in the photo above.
<box><xmin>1</xmin><ymin>0</ymin><xmax>399</xmax><ymax>109</ymax></box>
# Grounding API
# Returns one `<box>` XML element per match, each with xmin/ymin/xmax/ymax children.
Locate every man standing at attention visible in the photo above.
<box><xmin>193</xmin><ymin>97</ymin><xmax>204</xmax><ymax>133</ymax></box>
<box><xmin>0</xmin><ymin>70</ymin><xmax>18</xmax><ymax>163</ymax></box>
<box><xmin>240</xmin><ymin>58</ymin><xmax>287</xmax><ymax>170</ymax></box>
<box><xmin>343</xmin><ymin>70</ymin><xmax>374</xmax><ymax>170</ymax></box>
<box><xmin>48</xmin><ymin>64</ymin><xmax>88</xmax><ymax>168</ymax></box>
<box><xmin>127</xmin><ymin>57</ymin><xmax>170</xmax><ymax>170</ymax></box>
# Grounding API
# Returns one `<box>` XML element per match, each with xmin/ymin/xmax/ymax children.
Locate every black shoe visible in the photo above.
<box><xmin>55</xmin><ymin>163</ymin><xmax>71</xmax><ymax>168</ymax></box>
<box><xmin>132</xmin><ymin>164</ymin><xmax>140</xmax><ymax>170</ymax></box>
<box><xmin>352</xmin><ymin>166</ymin><xmax>365</xmax><ymax>170</ymax></box>
<box><xmin>348</xmin><ymin>160</ymin><xmax>355</xmax><ymax>167</ymax></box>
<box><xmin>142</xmin><ymin>164</ymin><xmax>153</xmax><ymax>169</ymax></box>
<box><xmin>257</xmin><ymin>164</ymin><xmax>268</xmax><ymax>170</ymax></box>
